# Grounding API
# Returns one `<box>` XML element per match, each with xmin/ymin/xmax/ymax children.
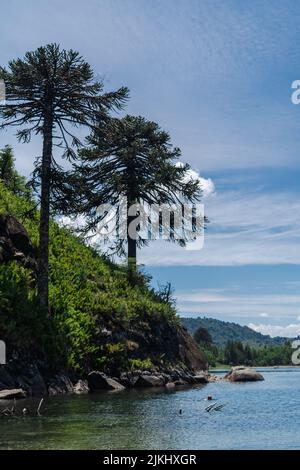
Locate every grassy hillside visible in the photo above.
<box><xmin>0</xmin><ymin>181</ymin><xmax>190</xmax><ymax>375</ymax></box>
<box><xmin>182</xmin><ymin>317</ymin><xmax>288</xmax><ymax>347</ymax></box>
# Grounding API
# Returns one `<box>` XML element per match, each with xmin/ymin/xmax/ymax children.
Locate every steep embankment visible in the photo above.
<box><xmin>0</xmin><ymin>182</ymin><xmax>206</xmax><ymax>395</ymax></box>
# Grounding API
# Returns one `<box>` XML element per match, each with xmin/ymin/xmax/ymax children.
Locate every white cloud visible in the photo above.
<box><xmin>248</xmin><ymin>323</ymin><xmax>300</xmax><ymax>338</ymax></box>
<box><xmin>60</xmin><ymin>183</ymin><xmax>300</xmax><ymax>270</ymax></box>
<box><xmin>141</xmin><ymin>189</ymin><xmax>300</xmax><ymax>266</ymax></box>
<box><xmin>175</xmin><ymin>162</ymin><xmax>215</xmax><ymax>198</ymax></box>
<box><xmin>259</xmin><ymin>313</ymin><xmax>269</xmax><ymax>318</ymax></box>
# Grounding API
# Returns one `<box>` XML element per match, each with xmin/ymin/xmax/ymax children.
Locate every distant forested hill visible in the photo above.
<box><xmin>181</xmin><ymin>317</ymin><xmax>288</xmax><ymax>347</ymax></box>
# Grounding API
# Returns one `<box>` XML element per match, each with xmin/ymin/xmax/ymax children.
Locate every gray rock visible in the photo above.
<box><xmin>118</xmin><ymin>372</ymin><xmax>132</xmax><ymax>388</ymax></box>
<box><xmin>174</xmin><ymin>379</ymin><xmax>187</xmax><ymax>386</ymax></box>
<box><xmin>0</xmin><ymin>214</ymin><xmax>37</xmax><ymax>272</ymax></box>
<box><xmin>48</xmin><ymin>374</ymin><xmax>74</xmax><ymax>396</ymax></box>
<box><xmin>165</xmin><ymin>381</ymin><xmax>175</xmax><ymax>389</ymax></box>
<box><xmin>0</xmin><ymin>388</ymin><xmax>26</xmax><ymax>399</ymax></box>
<box><xmin>170</xmin><ymin>370</ymin><xmax>181</xmax><ymax>381</ymax></box>
<box><xmin>28</xmin><ymin>371</ymin><xmax>48</xmax><ymax>396</ymax></box>
<box><xmin>135</xmin><ymin>374</ymin><xmax>165</xmax><ymax>387</ymax></box>
<box><xmin>179</xmin><ymin>371</ymin><xmax>196</xmax><ymax>384</ymax></box>
<box><xmin>73</xmin><ymin>379</ymin><xmax>89</xmax><ymax>394</ymax></box>
<box><xmin>88</xmin><ymin>371</ymin><xmax>125</xmax><ymax>391</ymax></box>
<box><xmin>0</xmin><ymin>364</ymin><xmax>47</xmax><ymax>396</ymax></box>
<box><xmin>19</xmin><ymin>364</ymin><xmax>47</xmax><ymax>396</ymax></box>
<box><xmin>224</xmin><ymin>366</ymin><xmax>264</xmax><ymax>382</ymax></box>
<box><xmin>194</xmin><ymin>372</ymin><xmax>209</xmax><ymax>384</ymax></box>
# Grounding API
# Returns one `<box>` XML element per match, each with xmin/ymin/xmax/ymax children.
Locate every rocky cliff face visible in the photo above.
<box><xmin>0</xmin><ymin>214</ymin><xmax>207</xmax><ymax>396</ymax></box>
<box><xmin>0</xmin><ymin>214</ymin><xmax>37</xmax><ymax>273</ymax></box>
<box><xmin>106</xmin><ymin>315</ymin><xmax>207</xmax><ymax>374</ymax></box>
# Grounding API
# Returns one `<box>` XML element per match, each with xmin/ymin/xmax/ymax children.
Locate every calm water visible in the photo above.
<box><xmin>0</xmin><ymin>368</ymin><xmax>299</xmax><ymax>450</ymax></box>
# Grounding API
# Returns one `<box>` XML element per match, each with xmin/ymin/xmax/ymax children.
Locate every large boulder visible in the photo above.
<box><xmin>0</xmin><ymin>214</ymin><xmax>37</xmax><ymax>272</ymax></box>
<box><xmin>0</xmin><ymin>388</ymin><xmax>26</xmax><ymax>400</ymax></box>
<box><xmin>0</xmin><ymin>363</ymin><xmax>48</xmax><ymax>396</ymax></box>
<box><xmin>48</xmin><ymin>374</ymin><xmax>74</xmax><ymax>396</ymax></box>
<box><xmin>135</xmin><ymin>374</ymin><xmax>165</xmax><ymax>387</ymax></box>
<box><xmin>224</xmin><ymin>366</ymin><xmax>264</xmax><ymax>382</ymax></box>
<box><xmin>17</xmin><ymin>364</ymin><xmax>48</xmax><ymax>396</ymax></box>
<box><xmin>87</xmin><ymin>371</ymin><xmax>125</xmax><ymax>391</ymax></box>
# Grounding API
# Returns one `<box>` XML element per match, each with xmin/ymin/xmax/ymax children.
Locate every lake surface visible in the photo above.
<box><xmin>0</xmin><ymin>368</ymin><xmax>299</xmax><ymax>450</ymax></box>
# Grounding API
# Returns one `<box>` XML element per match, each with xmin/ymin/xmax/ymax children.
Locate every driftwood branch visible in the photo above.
<box><xmin>0</xmin><ymin>397</ymin><xmax>45</xmax><ymax>418</ymax></box>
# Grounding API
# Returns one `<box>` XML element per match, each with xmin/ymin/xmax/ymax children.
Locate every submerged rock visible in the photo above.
<box><xmin>224</xmin><ymin>366</ymin><xmax>264</xmax><ymax>382</ymax></box>
<box><xmin>165</xmin><ymin>381</ymin><xmax>175</xmax><ymax>389</ymax></box>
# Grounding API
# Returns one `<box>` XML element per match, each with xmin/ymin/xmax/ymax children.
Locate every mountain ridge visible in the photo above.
<box><xmin>181</xmin><ymin>316</ymin><xmax>289</xmax><ymax>347</ymax></box>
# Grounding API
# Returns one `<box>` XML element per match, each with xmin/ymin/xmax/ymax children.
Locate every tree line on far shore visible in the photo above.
<box><xmin>193</xmin><ymin>326</ymin><xmax>294</xmax><ymax>367</ymax></box>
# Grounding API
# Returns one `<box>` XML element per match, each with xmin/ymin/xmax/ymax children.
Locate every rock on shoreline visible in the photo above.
<box><xmin>0</xmin><ymin>388</ymin><xmax>26</xmax><ymax>400</ymax></box>
<box><xmin>0</xmin><ymin>364</ymin><xmax>266</xmax><ymax>400</ymax></box>
<box><xmin>0</xmin><ymin>364</ymin><xmax>210</xmax><ymax>398</ymax></box>
<box><xmin>224</xmin><ymin>366</ymin><xmax>264</xmax><ymax>382</ymax></box>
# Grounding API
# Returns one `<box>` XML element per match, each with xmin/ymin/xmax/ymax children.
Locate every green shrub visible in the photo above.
<box><xmin>129</xmin><ymin>358</ymin><xmax>154</xmax><ymax>371</ymax></box>
<box><xmin>0</xmin><ymin>179</ymin><xmax>178</xmax><ymax>373</ymax></box>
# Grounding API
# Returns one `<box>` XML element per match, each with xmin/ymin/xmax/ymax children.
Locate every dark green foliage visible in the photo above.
<box><xmin>191</xmin><ymin>320</ymin><xmax>293</xmax><ymax>367</ymax></box>
<box><xmin>0</xmin><ymin>263</ymin><xmax>50</xmax><ymax>351</ymax></box>
<box><xmin>0</xmin><ymin>43</ymin><xmax>128</xmax><ymax>307</ymax></box>
<box><xmin>0</xmin><ymin>179</ymin><xmax>177</xmax><ymax>372</ymax></box>
<box><xmin>193</xmin><ymin>326</ymin><xmax>218</xmax><ymax>367</ymax></box>
<box><xmin>193</xmin><ymin>334</ymin><xmax>293</xmax><ymax>367</ymax></box>
<box><xmin>194</xmin><ymin>326</ymin><xmax>212</xmax><ymax>345</ymax></box>
<box><xmin>0</xmin><ymin>146</ymin><xmax>29</xmax><ymax>197</ymax></box>
<box><xmin>65</xmin><ymin>115</ymin><xmax>204</xmax><ymax>272</ymax></box>
<box><xmin>223</xmin><ymin>340</ymin><xmax>293</xmax><ymax>366</ymax></box>
<box><xmin>0</xmin><ymin>44</ymin><xmax>128</xmax><ymax>159</ymax></box>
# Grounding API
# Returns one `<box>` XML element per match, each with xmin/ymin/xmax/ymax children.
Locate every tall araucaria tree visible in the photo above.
<box><xmin>67</xmin><ymin>115</ymin><xmax>204</xmax><ymax>278</ymax></box>
<box><xmin>0</xmin><ymin>44</ymin><xmax>128</xmax><ymax>309</ymax></box>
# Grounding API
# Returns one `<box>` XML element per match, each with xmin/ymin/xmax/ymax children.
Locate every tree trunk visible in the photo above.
<box><xmin>37</xmin><ymin>114</ymin><xmax>53</xmax><ymax>310</ymax></box>
<box><xmin>127</xmin><ymin>197</ymin><xmax>137</xmax><ymax>280</ymax></box>
<box><xmin>127</xmin><ymin>224</ymin><xmax>137</xmax><ymax>271</ymax></box>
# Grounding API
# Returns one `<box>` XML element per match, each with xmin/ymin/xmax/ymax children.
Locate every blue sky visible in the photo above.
<box><xmin>2</xmin><ymin>0</ymin><xmax>300</xmax><ymax>336</ymax></box>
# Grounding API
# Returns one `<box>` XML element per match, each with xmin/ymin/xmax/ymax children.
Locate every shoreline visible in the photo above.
<box><xmin>210</xmin><ymin>364</ymin><xmax>299</xmax><ymax>371</ymax></box>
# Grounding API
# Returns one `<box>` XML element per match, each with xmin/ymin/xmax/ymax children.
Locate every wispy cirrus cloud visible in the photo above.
<box><xmin>141</xmin><ymin>188</ymin><xmax>300</xmax><ymax>266</ymax></box>
<box><xmin>176</xmin><ymin>288</ymin><xmax>300</xmax><ymax>321</ymax></box>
